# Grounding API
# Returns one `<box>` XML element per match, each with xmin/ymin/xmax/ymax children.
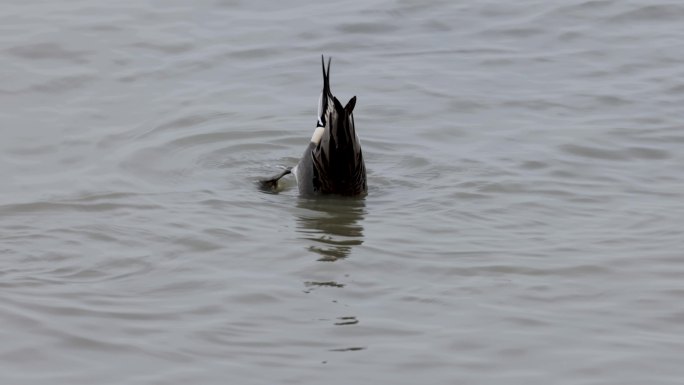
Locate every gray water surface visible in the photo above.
<box><xmin>2</xmin><ymin>1</ymin><xmax>684</xmax><ymax>384</ymax></box>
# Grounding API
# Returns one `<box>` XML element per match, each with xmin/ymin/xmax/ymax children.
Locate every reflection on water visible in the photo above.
<box><xmin>295</xmin><ymin>196</ymin><xmax>366</xmax><ymax>262</ymax></box>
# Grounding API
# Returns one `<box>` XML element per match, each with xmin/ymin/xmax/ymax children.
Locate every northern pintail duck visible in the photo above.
<box><xmin>261</xmin><ymin>56</ymin><xmax>367</xmax><ymax>196</ymax></box>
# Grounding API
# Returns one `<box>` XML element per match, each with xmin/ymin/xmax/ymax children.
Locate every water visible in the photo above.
<box><xmin>2</xmin><ymin>0</ymin><xmax>684</xmax><ymax>383</ymax></box>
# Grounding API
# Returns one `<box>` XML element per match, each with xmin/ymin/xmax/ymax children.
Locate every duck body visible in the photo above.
<box><xmin>262</xmin><ymin>56</ymin><xmax>367</xmax><ymax>196</ymax></box>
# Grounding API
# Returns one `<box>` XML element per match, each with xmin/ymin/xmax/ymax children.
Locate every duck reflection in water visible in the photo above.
<box><xmin>295</xmin><ymin>196</ymin><xmax>365</xmax><ymax>262</ymax></box>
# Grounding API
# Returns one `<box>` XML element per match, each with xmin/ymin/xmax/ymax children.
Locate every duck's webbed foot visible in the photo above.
<box><xmin>258</xmin><ymin>168</ymin><xmax>292</xmax><ymax>192</ymax></box>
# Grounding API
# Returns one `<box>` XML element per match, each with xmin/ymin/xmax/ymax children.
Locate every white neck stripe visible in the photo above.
<box><xmin>310</xmin><ymin>126</ymin><xmax>324</xmax><ymax>144</ymax></box>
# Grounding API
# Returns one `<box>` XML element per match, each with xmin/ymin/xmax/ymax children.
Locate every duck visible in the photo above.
<box><xmin>261</xmin><ymin>56</ymin><xmax>367</xmax><ymax>196</ymax></box>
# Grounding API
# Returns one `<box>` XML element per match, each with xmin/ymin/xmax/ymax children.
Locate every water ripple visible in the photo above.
<box><xmin>2</xmin><ymin>0</ymin><xmax>684</xmax><ymax>384</ymax></box>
